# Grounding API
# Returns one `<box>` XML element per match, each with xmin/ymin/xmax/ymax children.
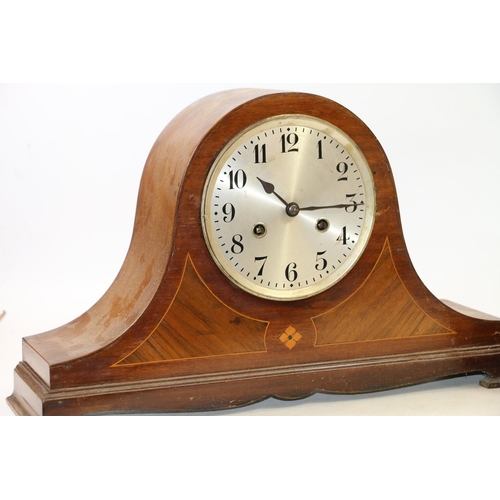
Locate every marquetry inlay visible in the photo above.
<box><xmin>279</xmin><ymin>326</ymin><xmax>303</xmax><ymax>350</ymax></box>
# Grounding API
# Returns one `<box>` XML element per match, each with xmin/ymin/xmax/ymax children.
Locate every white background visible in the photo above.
<box><xmin>1</xmin><ymin>3</ymin><xmax>500</xmax><ymax>498</ymax></box>
<box><xmin>1</xmin><ymin>83</ymin><xmax>499</xmax><ymax>418</ymax></box>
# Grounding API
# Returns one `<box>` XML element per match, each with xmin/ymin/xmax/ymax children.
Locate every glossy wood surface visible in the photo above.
<box><xmin>7</xmin><ymin>89</ymin><xmax>500</xmax><ymax>415</ymax></box>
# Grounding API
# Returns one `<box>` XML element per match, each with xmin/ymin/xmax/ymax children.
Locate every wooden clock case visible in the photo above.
<box><xmin>7</xmin><ymin>89</ymin><xmax>500</xmax><ymax>415</ymax></box>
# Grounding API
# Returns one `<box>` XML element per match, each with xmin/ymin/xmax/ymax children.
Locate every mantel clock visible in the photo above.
<box><xmin>8</xmin><ymin>89</ymin><xmax>500</xmax><ymax>415</ymax></box>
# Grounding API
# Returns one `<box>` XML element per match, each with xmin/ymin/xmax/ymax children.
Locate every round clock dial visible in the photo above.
<box><xmin>201</xmin><ymin>115</ymin><xmax>376</xmax><ymax>301</ymax></box>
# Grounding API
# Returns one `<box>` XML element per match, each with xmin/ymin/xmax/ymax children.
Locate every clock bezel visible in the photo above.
<box><xmin>201</xmin><ymin>113</ymin><xmax>377</xmax><ymax>301</ymax></box>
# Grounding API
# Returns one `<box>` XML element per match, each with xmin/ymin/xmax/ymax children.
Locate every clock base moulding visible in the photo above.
<box><xmin>7</xmin><ymin>89</ymin><xmax>500</xmax><ymax>416</ymax></box>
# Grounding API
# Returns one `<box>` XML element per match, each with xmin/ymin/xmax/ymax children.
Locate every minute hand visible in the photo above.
<box><xmin>301</xmin><ymin>201</ymin><xmax>364</xmax><ymax>211</ymax></box>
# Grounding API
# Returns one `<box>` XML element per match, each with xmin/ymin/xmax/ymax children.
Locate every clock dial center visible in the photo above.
<box><xmin>286</xmin><ymin>202</ymin><xmax>300</xmax><ymax>217</ymax></box>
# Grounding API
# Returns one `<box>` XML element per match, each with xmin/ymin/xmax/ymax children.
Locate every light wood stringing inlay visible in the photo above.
<box><xmin>117</xmin><ymin>255</ymin><xmax>268</xmax><ymax>365</ymax></box>
<box><xmin>313</xmin><ymin>240</ymin><xmax>454</xmax><ymax>345</ymax></box>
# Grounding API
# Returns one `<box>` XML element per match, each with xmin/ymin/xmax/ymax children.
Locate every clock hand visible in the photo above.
<box><xmin>256</xmin><ymin>177</ymin><xmax>289</xmax><ymax>206</ymax></box>
<box><xmin>301</xmin><ymin>201</ymin><xmax>365</xmax><ymax>211</ymax></box>
<box><xmin>257</xmin><ymin>177</ymin><xmax>362</xmax><ymax>214</ymax></box>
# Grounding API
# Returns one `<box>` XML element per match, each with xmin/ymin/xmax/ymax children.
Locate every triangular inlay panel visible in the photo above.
<box><xmin>314</xmin><ymin>240</ymin><xmax>454</xmax><ymax>345</ymax></box>
<box><xmin>117</xmin><ymin>256</ymin><xmax>268</xmax><ymax>365</ymax></box>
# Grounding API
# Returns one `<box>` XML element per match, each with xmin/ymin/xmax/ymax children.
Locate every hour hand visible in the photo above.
<box><xmin>257</xmin><ymin>177</ymin><xmax>289</xmax><ymax>206</ymax></box>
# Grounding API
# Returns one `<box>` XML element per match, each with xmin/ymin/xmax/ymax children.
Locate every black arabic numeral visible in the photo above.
<box><xmin>285</xmin><ymin>262</ymin><xmax>298</xmax><ymax>282</ymax></box>
<box><xmin>337</xmin><ymin>226</ymin><xmax>348</xmax><ymax>245</ymax></box>
<box><xmin>228</xmin><ymin>169</ymin><xmax>247</xmax><ymax>189</ymax></box>
<box><xmin>231</xmin><ymin>234</ymin><xmax>244</xmax><ymax>254</ymax></box>
<box><xmin>255</xmin><ymin>256</ymin><xmax>268</xmax><ymax>276</ymax></box>
<box><xmin>281</xmin><ymin>133</ymin><xmax>299</xmax><ymax>153</ymax></box>
<box><xmin>222</xmin><ymin>203</ymin><xmax>235</xmax><ymax>223</ymax></box>
<box><xmin>253</xmin><ymin>144</ymin><xmax>267</xmax><ymax>164</ymax></box>
<box><xmin>337</xmin><ymin>162</ymin><xmax>348</xmax><ymax>181</ymax></box>
<box><xmin>345</xmin><ymin>194</ymin><xmax>358</xmax><ymax>213</ymax></box>
<box><xmin>317</xmin><ymin>140</ymin><xmax>323</xmax><ymax>159</ymax></box>
<box><xmin>315</xmin><ymin>251</ymin><xmax>327</xmax><ymax>271</ymax></box>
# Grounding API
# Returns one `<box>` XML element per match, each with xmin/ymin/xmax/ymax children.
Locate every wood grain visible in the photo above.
<box><xmin>314</xmin><ymin>239</ymin><xmax>453</xmax><ymax>345</ymax></box>
<box><xmin>117</xmin><ymin>255</ymin><xmax>267</xmax><ymax>364</ymax></box>
<box><xmin>7</xmin><ymin>89</ymin><xmax>500</xmax><ymax>415</ymax></box>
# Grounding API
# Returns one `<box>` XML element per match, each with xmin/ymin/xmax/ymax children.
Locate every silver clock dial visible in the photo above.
<box><xmin>201</xmin><ymin>115</ymin><xmax>376</xmax><ymax>301</ymax></box>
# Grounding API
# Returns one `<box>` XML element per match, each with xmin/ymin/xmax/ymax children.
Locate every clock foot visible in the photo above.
<box><xmin>479</xmin><ymin>373</ymin><xmax>500</xmax><ymax>389</ymax></box>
